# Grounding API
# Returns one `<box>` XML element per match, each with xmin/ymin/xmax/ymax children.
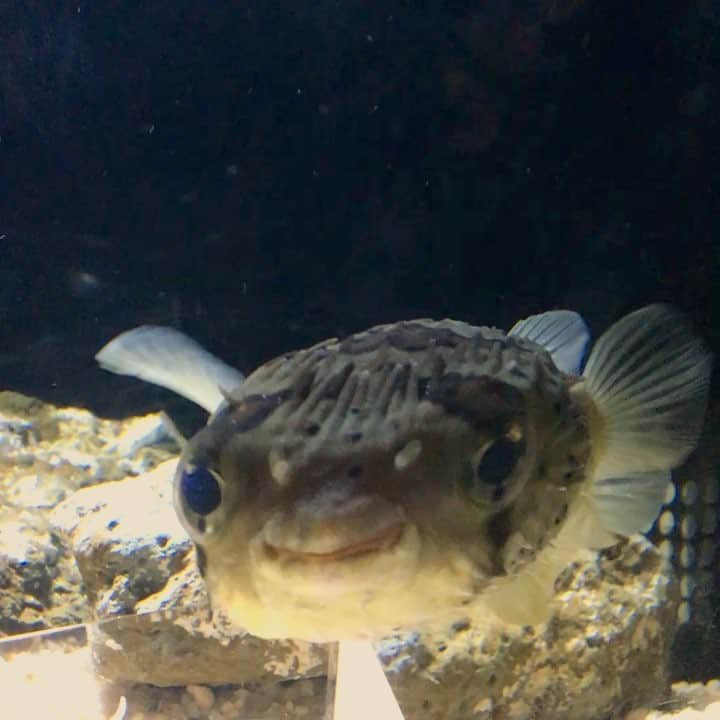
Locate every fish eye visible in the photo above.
<box><xmin>477</xmin><ymin>438</ymin><xmax>518</xmax><ymax>485</ymax></box>
<box><xmin>468</xmin><ymin>437</ymin><xmax>524</xmax><ymax>504</ymax></box>
<box><xmin>179</xmin><ymin>464</ymin><xmax>222</xmax><ymax>516</ymax></box>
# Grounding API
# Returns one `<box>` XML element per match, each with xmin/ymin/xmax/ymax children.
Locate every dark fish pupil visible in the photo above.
<box><xmin>477</xmin><ymin>438</ymin><xmax>518</xmax><ymax>487</ymax></box>
<box><xmin>181</xmin><ymin>465</ymin><xmax>222</xmax><ymax>516</ymax></box>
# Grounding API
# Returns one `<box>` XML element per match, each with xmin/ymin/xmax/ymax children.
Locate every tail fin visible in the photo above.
<box><xmin>582</xmin><ymin>304</ymin><xmax>712</xmax><ymax>538</ymax></box>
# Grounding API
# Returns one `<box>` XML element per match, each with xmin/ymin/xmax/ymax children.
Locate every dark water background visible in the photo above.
<box><xmin>1</xmin><ymin>0</ymin><xmax>718</xmax><ymax>683</ymax></box>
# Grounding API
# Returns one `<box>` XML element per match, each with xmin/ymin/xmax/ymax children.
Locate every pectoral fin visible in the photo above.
<box><xmin>96</xmin><ymin>326</ymin><xmax>244</xmax><ymax>413</ymax></box>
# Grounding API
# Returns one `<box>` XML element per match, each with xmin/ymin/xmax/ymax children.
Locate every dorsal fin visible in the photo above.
<box><xmin>509</xmin><ymin>310</ymin><xmax>590</xmax><ymax>375</ymax></box>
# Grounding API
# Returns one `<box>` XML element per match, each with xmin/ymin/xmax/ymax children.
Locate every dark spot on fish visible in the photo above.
<box><xmin>563</xmin><ymin>471</ymin><xmax>574</xmax><ymax>480</ymax></box>
<box><xmin>387</xmin><ymin>326</ymin><xmax>432</xmax><ymax>352</ymax></box>
<box><xmin>197</xmin><ymin>517</ymin><xmax>207</xmax><ymax>534</ymax></box>
<box><xmin>195</xmin><ymin>545</ymin><xmax>208</xmax><ymax>576</ymax></box>
<box><xmin>451</xmin><ymin>620</ymin><xmax>470</xmax><ymax>633</ymax></box>
<box><xmin>264</xmin><ymin>544</ymin><xmax>280</xmax><ymax>562</ymax></box>
<box><xmin>347</xmin><ymin>465</ymin><xmax>363</xmax><ymax>478</ymax></box>
<box><xmin>491</xmin><ymin>484</ymin><xmax>504</xmax><ymax>503</ymax></box>
<box><xmin>538</xmin><ymin>463</ymin><xmax>547</xmax><ymax>477</ymax></box>
<box><xmin>156</xmin><ymin>534</ymin><xmax>169</xmax><ymax>548</ymax></box>
<box><xmin>321</xmin><ymin>363</ymin><xmax>354</xmax><ymax>399</ymax></box>
<box><xmin>350</xmin><ymin>407</ymin><xmax>360</xmax><ymax>414</ymax></box>
<box><xmin>435</xmin><ymin>372</ymin><xmax>461</xmax><ymax>398</ymax></box>
<box><xmin>107</xmin><ymin>520</ymin><xmax>118</xmax><ymax>531</ymax></box>
<box><xmin>429</xmin><ymin>374</ymin><xmax>524</xmax><ymax>432</ymax></box>
<box><xmin>437</xmin><ymin>643</ymin><xmax>447</xmax><ymax>652</ymax></box>
<box><xmin>417</xmin><ymin>377</ymin><xmax>430</xmax><ymax>398</ymax></box>
<box><xmin>487</xmin><ymin>507</ymin><xmax>513</xmax><ymax>571</ymax></box>
<box><xmin>553</xmin><ymin>402</ymin><xmax>562</xmax><ymax>413</ymax></box>
<box><xmin>230</xmin><ymin>391</ymin><xmax>289</xmax><ymax>432</ymax></box>
<box><xmin>488</xmin><ymin>674</ymin><xmax>497</xmax><ymax>686</ymax></box>
<box><xmin>339</xmin><ymin>331</ymin><xmax>388</xmax><ymax>354</ymax></box>
<box><xmin>429</xmin><ymin>331</ymin><xmax>461</xmax><ymax>349</ymax></box>
<box><xmin>305</xmin><ymin>423</ymin><xmax>320</xmax><ymax>436</ymax></box>
<box><xmin>347</xmin><ymin>432</ymin><xmax>363</xmax><ymax>443</ymax></box>
<box><xmin>567</xmin><ymin>453</ymin><xmax>577</xmax><ymax>465</ymax></box>
<box><xmin>290</xmin><ymin>369</ymin><xmax>316</xmax><ymax>404</ymax></box>
<box><xmin>383</xmin><ymin>324</ymin><xmax>462</xmax><ymax>352</ymax></box>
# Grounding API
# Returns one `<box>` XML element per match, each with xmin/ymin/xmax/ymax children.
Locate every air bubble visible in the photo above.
<box><xmin>680</xmin><ymin>543</ymin><xmax>696</xmax><ymax>569</ymax></box>
<box><xmin>680</xmin><ymin>574</ymin><xmax>696</xmax><ymax>599</ymax></box>
<box><xmin>681</xmin><ymin>481</ymin><xmax>699</xmax><ymax>506</ymax></box>
<box><xmin>700</xmin><ymin>507</ymin><xmax>718</xmax><ymax>535</ymax></box>
<box><xmin>677</xmin><ymin>601</ymin><xmax>692</xmax><ymax>625</ymax></box>
<box><xmin>664</xmin><ymin>482</ymin><xmax>677</xmax><ymax>505</ymax></box>
<box><xmin>658</xmin><ymin>539</ymin><xmax>674</xmax><ymax>561</ymax></box>
<box><xmin>658</xmin><ymin>510</ymin><xmax>675</xmax><ymax>536</ymax></box>
<box><xmin>681</xmin><ymin>515</ymin><xmax>698</xmax><ymax>540</ymax></box>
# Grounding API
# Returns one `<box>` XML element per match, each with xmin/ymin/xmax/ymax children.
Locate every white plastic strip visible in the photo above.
<box><xmin>333</xmin><ymin>640</ymin><xmax>405</xmax><ymax>720</ymax></box>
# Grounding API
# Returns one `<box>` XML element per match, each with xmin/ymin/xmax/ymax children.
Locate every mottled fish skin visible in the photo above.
<box><xmin>175</xmin><ymin>319</ymin><xmax>593</xmax><ymax>640</ymax></box>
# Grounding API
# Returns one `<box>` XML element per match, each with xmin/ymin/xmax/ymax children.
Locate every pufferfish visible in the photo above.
<box><xmin>96</xmin><ymin>305</ymin><xmax>712</xmax><ymax>642</ymax></box>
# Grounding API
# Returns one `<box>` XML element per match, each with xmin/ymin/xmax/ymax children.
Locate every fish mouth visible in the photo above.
<box><xmin>256</xmin><ymin>492</ymin><xmax>409</xmax><ymax>560</ymax></box>
<box><xmin>262</xmin><ymin>521</ymin><xmax>406</xmax><ymax>562</ymax></box>
<box><xmin>249</xmin><ymin>494</ymin><xmax>421</xmax><ymax>599</ymax></box>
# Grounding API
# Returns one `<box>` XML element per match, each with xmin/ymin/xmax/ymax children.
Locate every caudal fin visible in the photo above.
<box><xmin>583</xmin><ymin>304</ymin><xmax>712</xmax><ymax>538</ymax></box>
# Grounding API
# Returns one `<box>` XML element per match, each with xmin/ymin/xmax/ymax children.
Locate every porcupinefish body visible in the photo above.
<box><xmin>96</xmin><ymin>305</ymin><xmax>712</xmax><ymax>641</ymax></box>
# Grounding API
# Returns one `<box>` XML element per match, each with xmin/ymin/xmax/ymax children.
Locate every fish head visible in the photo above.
<box><xmin>172</xmin><ymin>321</ymin><xmax>590</xmax><ymax>640</ymax></box>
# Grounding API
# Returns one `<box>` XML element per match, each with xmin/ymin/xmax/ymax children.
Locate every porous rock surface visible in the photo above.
<box><xmin>1</xmin><ymin>392</ymin><xmax>682</xmax><ymax>719</ymax></box>
<box><xmin>381</xmin><ymin>539</ymin><xmax>678</xmax><ymax>720</ymax></box>
<box><xmin>0</xmin><ymin>391</ymin><xmax>179</xmax><ymax>635</ymax></box>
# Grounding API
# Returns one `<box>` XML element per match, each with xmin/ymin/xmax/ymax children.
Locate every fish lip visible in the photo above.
<box><xmin>248</xmin><ymin>520</ymin><xmax>422</xmax><ymax>608</ymax></box>
<box><xmin>261</xmin><ymin>521</ymin><xmax>406</xmax><ymax>563</ymax></box>
<box><xmin>256</xmin><ymin>493</ymin><xmax>409</xmax><ymax>560</ymax></box>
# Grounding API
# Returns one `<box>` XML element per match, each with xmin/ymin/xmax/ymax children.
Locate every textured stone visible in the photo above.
<box><xmin>0</xmin><ymin>393</ymin><xmax>685</xmax><ymax>718</ymax></box>
<box><xmin>0</xmin><ymin>391</ymin><xmax>180</xmax><ymax>510</ymax></box>
<box><xmin>0</xmin><ymin>391</ymin><xmax>180</xmax><ymax>635</ymax></box>
<box><xmin>379</xmin><ymin>539</ymin><xmax>678</xmax><ymax>720</ymax></box>
<box><xmin>0</xmin><ymin>510</ymin><xmax>89</xmax><ymax>634</ymax></box>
